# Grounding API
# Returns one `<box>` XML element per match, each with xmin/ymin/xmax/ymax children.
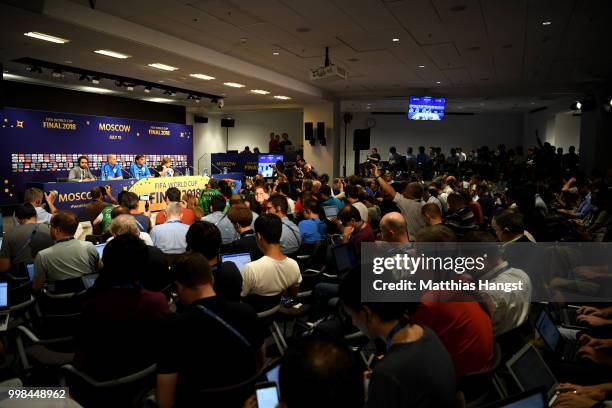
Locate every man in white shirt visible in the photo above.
<box><xmin>373</xmin><ymin>166</ymin><xmax>425</xmax><ymax>241</ymax></box>
<box><xmin>241</xmin><ymin>214</ymin><xmax>301</xmax><ymax>299</ymax></box>
<box><xmin>466</xmin><ymin>231</ymin><xmax>532</xmax><ymax>337</ymax></box>
<box><xmin>151</xmin><ymin>203</ymin><xmax>189</xmax><ymax>254</ymax></box>
<box><xmin>24</xmin><ymin>188</ymin><xmax>57</xmax><ymax>224</ymax></box>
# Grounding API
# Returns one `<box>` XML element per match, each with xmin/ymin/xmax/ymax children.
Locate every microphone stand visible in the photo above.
<box><xmin>121</xmin><ymin>168</ymin><xmax>134</xmax><ymax>179</ymax></box>
<box><xmin>150</xmin><ymin>167</ymin><xmax>163</xmax><ymax>177</ymax></box>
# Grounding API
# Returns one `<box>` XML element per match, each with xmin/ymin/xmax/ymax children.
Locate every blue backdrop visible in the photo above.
<box><xmin>0</xmin><ymin>107</ymin><xmax>193</xmax><ymax>204</ymax></box>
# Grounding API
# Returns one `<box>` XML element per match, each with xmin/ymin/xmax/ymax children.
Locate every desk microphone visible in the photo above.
<box><xmin>149</xmin><ymin>167</ymin><xmax>163</xmax><ymax>177</ymax></box>
<box><xmin>121</xmin><ymin>168</ymin><xmax>133</xmax><ymax>179</ymax></box>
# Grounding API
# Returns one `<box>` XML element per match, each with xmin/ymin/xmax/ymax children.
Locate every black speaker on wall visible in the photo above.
<box><xmin>304</xmin><ymin>122</ymin><xmax>314</xmax><ymax>140</ymax></box>
<box><xmin>194</xmin><ymin>115</ymin><xmax>208</xmax><ymax>123</ymax></box>
<box><xmin>221</xmin><ymin>118</ymin><xmax>235</xmax><ymax>127</ymax></box>
<box><xmin>0</xmin><ymin>64</ymin><xmax>4</xmax><ymax>108</ymax></box>
<box><xmin>317</xmin><ymin>122</ymin><xmax>326</xmax><ymax>146</ymax></box>
<box><xmin>353</xmin><ymin>128</ymin><xmax>370</xmax><ymax>150</ymax></box>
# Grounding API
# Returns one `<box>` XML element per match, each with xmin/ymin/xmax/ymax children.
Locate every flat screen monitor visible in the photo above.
<box><xmin>221</xmin><ymin>252</ymin><xmax>252</xmax><ymax>274</ymax></box>
<box><xmin>258</xmin><ymin>155</ymin><xmax>283</xmax><ymax>178</ymax></box>
<box><xmin>408</xmin><ymin>96</ymin><xmax>446</xmax><ymax>121</ymax></box>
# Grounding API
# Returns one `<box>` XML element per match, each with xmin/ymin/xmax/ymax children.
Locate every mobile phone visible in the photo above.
<box><xmin>255</xmin><ymin>382</ymin><xmax>279</xmax><ymax>408</ymax></box>
<box><xmin>139</xmin><ymin>194</ymin><xmax>150</xmax><ymax>201</ymax></box>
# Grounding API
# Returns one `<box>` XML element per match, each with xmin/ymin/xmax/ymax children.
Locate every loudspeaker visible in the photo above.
<box><xmin>316</xmin><ymin>122</ymin><xmax>325</xmax><ymax>140</ymax></box>
<box><xmin>353</xmin><ymin>128</ymin><xmax>370</xmax><ymax>150</ymax></box>
<box><xmin>221</xmin><ymin>118</ymin><xmax>235</xmax><ymax>127</ymax></box>
<box><xmin>304</xmin><ymin>122</ymin><xmax>314</xmax><ymax>140</ymax></box>
<box><xmin>0</xmin><ymin>64</ymin><xmax>4</xmax><ymax>109</ymax></box>
<box><xmin>194</xmin><ymin>115</ymin><xmax>208</xmax><ymax>123</ymax></box>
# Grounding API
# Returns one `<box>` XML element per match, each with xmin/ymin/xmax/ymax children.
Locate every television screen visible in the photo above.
<box><xmin>408</xmin><ymin>96</ymin><xmax>446</xmax><ymax>121</ymax></box>
<box><xmin>258</xmin><ymin>154</ymin><xmax>283</xmax><ymax>177</ymax></box>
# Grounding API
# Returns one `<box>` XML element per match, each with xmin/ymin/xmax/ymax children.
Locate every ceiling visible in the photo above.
<box><xmin>1</xmin><ymin>0</ymin><xmax>611</xmax><ymax>112</ymax></box>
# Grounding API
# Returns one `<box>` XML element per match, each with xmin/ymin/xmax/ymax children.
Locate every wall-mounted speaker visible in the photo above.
<box><xmin>353</xmin><ymin>128</ymin><xmax>370</xmax><ymax>150</ymax></box>
<box><xmin>194</xmin><ymin>115</ymin><xmax>208</xmax><ymax>123</ymax></box>
<box><xmin>316</xmin><ymin>122</ymin><xmax>325</xmax><ymax>140</ymax></box>
<box><xmin>304</xmin><ymin>122</ymin><xmax>314</xmax><ymax>140</ymax></box>
<box><xmin>221</xmin><ymin>118</ymin><xmax>235</xmax><ymax>127</ymax></box>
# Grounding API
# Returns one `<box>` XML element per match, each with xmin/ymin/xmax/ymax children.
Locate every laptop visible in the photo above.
<box><xmin>482</xmin><ymin>388</ymin><xmax>547</xmax><ymax>408</ymax></box>
<box><xmin>26</xmin><ymin>263</ymin><xmax>35</xmax><ymax>281</ymax></box>
<box><xmin>95</xmin><ymin>243</ymin><xmax>106</xmax><ymax>259</ymax></box>
<box><xmin>506</xmin><ymin>343</ymin><xmax>560</xmax><ymax>407</ymax></box>
<box><xmin>221</xmin><ymin>252</ymin><xmax>252</xmax><ymax>274</ymax></box>
<box><xmin>82</xmin><ymin>273</ymin><xmax>99</xmax><ymax>289</ymax></box>
<box><xmin>0</xmin><ymin>282</ymin><xmax>9</xmax><ymax>332</ymax></box>
<box><xmin>323</xmin><ymin>205</ymin><xmax>339</xmax><ymax>220</ymax></box>
<box><xmin>333</xmin><ymin>243</ymin><xmax>357</xmax><ymax>275</ymax></box>
<box><xmin>558</xmin><ymin>305</ymin><xmax>586</xmax><ymax>330</ymax></box>
<box><xmin>535</xmin><ymin>311</ymin><xmax>579</xmax><ymax>362</ymax></box>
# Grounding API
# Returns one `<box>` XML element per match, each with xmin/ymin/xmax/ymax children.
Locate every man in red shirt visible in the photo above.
<box><xmin>381</xmin><ymin>213</ymin><xmax>494</xmax><ymax>380</ymax></box>
<box><xmin>155</xmin><ymin>187</ymin><xmax>195</xmax><ymax>226</ymax></box>
<box><xmin>338</xmin><ymin>205</ymin><xmax>374</xmax><ymax>255</ymax></box>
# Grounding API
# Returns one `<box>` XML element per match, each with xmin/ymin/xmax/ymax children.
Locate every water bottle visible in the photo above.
<box><xmin>203</xmin><ymin>168</ymin><xmax>209</xmax><ymax>177</ymax></box>
<box><xmin>166</xmin><ymin>169</ymin><xmax>171</xmax><ymax>177</ymax></box>
<box><xmin>185</xmin><ymin>167</ymin><xmax>191</xmax><ymax>176</ymax></box>
<box><xmin>223</xmin><ymin>167</ymin><xmax>228</xmax><ymax>174</ymax></box>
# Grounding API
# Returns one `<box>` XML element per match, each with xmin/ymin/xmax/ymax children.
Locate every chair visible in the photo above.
<box><xmin>14</xmin><ymin>322</ymin><xmax>76</xmax><ymax>370</ymax></box>
<box><xmin>257</xmin><ymin>305</ymin><xmax>287</xmax><ymax>356</ymax></box>
<box><xmin>457</xmin><ymin>343</ymin><xmax>504</xmax><ymax>407</ymax></box>
<box><xmin>60</xmin><ymin>363</ymin><xmax>156</xmax><ymax>408</ymax></box>
<box><xmin>296</xmin><ymin>240</ymin><xmax>327</xmax><ymax>273</ymax></box>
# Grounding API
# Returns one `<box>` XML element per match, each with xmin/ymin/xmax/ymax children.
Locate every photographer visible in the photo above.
<box><xmin>84</xmin><ymin>186</ymin><xmax>117</xmax><ymax>234</ymax></box>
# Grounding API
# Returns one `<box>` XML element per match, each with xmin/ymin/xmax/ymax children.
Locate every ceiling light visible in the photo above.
<box><xmin>273</xmin><ymin>52</ymin><xmax>280</xmax><ymax>56</ymax></box>
<box><xmin>24</xmin><ymin>32</ymin><xmax>69</xmax><ymax>44</ymax></box>
<box><xmin>570</xmin><ymin>101</ymin><xmax>582</xmax><ymax>110</ymax></box>
<box><xmin>52</xmin><ymin>69</ymin><xmax>62</xmax><ymax>78</ymax></box>
<box><xmin>274</xmin><ymin>95</ymin><xmax>291</xmax><ymax>100</ymax></box>
<box><xmin>542</xmin><ymin>21</ymin><xmax>552</xmax><ymax>26</ymax></box>
<box><xmin>418</xmin><ymin>65</ymin><xmax>426</xmax><ymax>68</ymax></box>
<box><xmin>126</xmin><ymin>84</ymin><xmax>134</xmax><ymax>91</ymax></box>
<box><xmin>94</xmin><ymin>49</ymin><xmax>131</xmax><ymax>59</ymax></box>
<box><xmin>224</xmin><ymin>82</ymin><xmax>245</xmax><ymax>88</ymax></box>
<box><xmin>392</xmin><ymin>38</ymin><xmax>400</xmax><ymax>42</ymax></box>
<box><xmin>145</xmin><ymin>97</ymin><xmax>174</xmax><ymax>103</ymax></box>
<box><xmin>91</xmin><ymin>77</ymin><xmax>100</xmax><ymax>84</ymax></box>
<box><xmin>436</xmin><ymin>81</ymin><xmax>441</xmax><ymax>84</ymax></box>
<box><xmin>77</xmin><ymin>86</ymin><xmax>114</xmax><ymax>94</ymax></box>
<box><xmin>195</xmin><ymin>97</ymin><xmax>201</xmax><ymax>103</ymax></box>
<box><xmin>144</xmin><ymin>86</ymin><xmax>151</xmax><ymax>93</ymax></box>
<box><xmin>190</xmin><ymin>73</ymin><xmax>215</xmax><ymax>80</ymax></box>
<box><xmin>148</xmin><ymin>63</ymin><xmax>178</xmax><ymax>71</ymax></box>
<box><xmin>250</xmin><ymin>89</ymin><xmax>270</xmax><ymax>95</ymax></box>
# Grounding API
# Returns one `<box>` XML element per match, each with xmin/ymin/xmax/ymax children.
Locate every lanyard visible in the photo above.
<box><xmin>385</xmin><ymin>319</ymin><xmax>409</xmax><ymax>350</ymax></box>
<box><xmin>195</xmin><ymin>304</ymin><xmax>251</xmax><ymax>348</ymax></box>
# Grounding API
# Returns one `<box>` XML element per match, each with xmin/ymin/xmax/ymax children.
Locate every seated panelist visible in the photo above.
<box><xmin>68</xmin><ymin>155</ymin><xmax>95</xmax><ymax>182</ymax></box>
<box><xmin>130</xmin><ymin>154</ymin><xmax>152</xmax><ymax>180</ymax></box>
<box><xmin>156</xmin><ymin>157</ymin><xmax>175</xmax><ymax>177</ymax></box>
<box><xmin>101</xmin><ymin>154</ymin><xmax>124</xmax><ymax>180</ymax></box>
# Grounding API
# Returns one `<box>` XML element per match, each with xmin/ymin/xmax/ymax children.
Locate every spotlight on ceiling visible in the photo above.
<box><xmin>126</xmin><ymin>84</ymin><xmax>134</xmax><ymax>91</ymax></box>
<box><xmin>51</xmin><ymin>69</ymin><xmax>62</xmax><ymax>78</ymax></box>
<box><xmin>91</xmin><ymin>76</ymin><xmax>100</xmax><ymax>84</ymax></box>
<box><xmin>570</xmin><ymin>101</ymin><xmax>582</xmax><ymax>110</ymax></box>
<box><xmin>144</xmin><ymin>86</ymin><xmax>151</xmax><ymax>93</ymax></box>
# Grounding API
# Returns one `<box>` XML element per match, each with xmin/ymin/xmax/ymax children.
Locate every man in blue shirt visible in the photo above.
<box><xmin>100</xmin><ymin>154</ymin><xmax>124</xmax><ymax>180</ymax></box>
<box><xmin>298</xmin><ymin>199</ymin><xmax>327</xmax><ymax>244</ymax></box>
<box><xmin>319</xmin><ymin>185</ymin><xmax>343</xmax><ymax>211</ymax></box>
<box><xmin>150</xmin><ymin>203</ymin><xmax>188</xmax><ymax>254</ymax></box>
<box><xmin>130</xmin><ymin>154</ymin><xmax>152</xmax><ymax>180</ymax></box>
<box><xmin>202</xmin><ymin>195</ymin><xmax>238</xmax><ymax>245</ymax></box>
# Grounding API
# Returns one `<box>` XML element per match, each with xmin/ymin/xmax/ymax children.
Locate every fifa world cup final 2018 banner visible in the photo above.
<box><xmin>0</xmin><ymin>107</ymin><xmax>193</xmax><ymax>204</ymax></box>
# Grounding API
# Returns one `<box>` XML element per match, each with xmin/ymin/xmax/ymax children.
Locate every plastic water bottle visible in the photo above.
<box><xmin>203</xmin><ymin>168</ymin><xmax>209</xmax><ymax>177</ymax></box>
<box><xmin>185</xmin><ymin>167</ymin><xmax>191</xmax><ymax>176</ymax></box>
<box><xmin>223</xmin><ymin>167</ymin><xmax>228</xmax><ymax>174</ymax></box>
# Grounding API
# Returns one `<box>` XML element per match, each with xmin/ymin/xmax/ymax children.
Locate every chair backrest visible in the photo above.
<box><xmin>198</xmin><ymin>366</ymin><xmax>266</xmax><ymax>408</ymax></box>
<box><xmin>244</xmin><ymin>294</ymin><xmax>282</xmax><ymax>314</ymax></box>
<box><xmin>458</xmin><ymin>342</ymin><xmax>503</xmax><ymax>403</ymax></box>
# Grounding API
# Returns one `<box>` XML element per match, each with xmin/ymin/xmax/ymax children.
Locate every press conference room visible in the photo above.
<box><xmin>1</xmin><ymin>1</ymin><xmax>612</xmax><ymax>407</ymax></box>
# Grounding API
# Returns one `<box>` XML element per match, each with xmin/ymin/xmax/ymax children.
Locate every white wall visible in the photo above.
<box><xmin>522</xmin><ymin>101</ymin><xmax>581</xmax><ymax>151</ymax></box>
<box><xmin>342</xmin><ymin>113</ymin><xmax>524</xmax><ymax>173</ymax></box>
<box><xmin>190</xmin><ymin>108</ymin><xmax>303</xmax><ymax>173</ymax></box>
<box><xmin>303</xmin><ymin>101</ymin><xmax>340</xmax><ymax>177</ymax></box>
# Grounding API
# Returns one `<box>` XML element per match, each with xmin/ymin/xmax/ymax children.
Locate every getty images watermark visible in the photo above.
<box><xmin>360</xmin><ymin>242</ymin><xmax>612</xmax><ymax>303</ymax></box>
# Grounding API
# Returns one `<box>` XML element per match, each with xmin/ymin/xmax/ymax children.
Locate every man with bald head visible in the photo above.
<box><xmin>101</xmin><ymin>154</ymin><xmax>124</xmax><ymax>180</ymax></box>
<box><xmin>380</xmin><ymin>212</ymin><xmax>409</xmax><ymax>243</ymax></box>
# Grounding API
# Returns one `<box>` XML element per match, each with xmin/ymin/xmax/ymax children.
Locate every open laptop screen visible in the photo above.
<box><xmin>323</xmin><ymin>205</ymin><xmax>338</xmax><ymax>218</ymax></box>
<box><xmin>507</xmin><ymin>344</ymin><xmax>557</xmax><ymax>400</ymax></box>
<box><xmin>536</xmin><ymin>311</ymin><xmax>560</xmax><ymax>352</ymax></box>
<box><xmin>0</xmin><ymin>282</ymin><xmax>7</xmax><ymax>308</ymax></box>
<box><xmin>221</xmin><ymin>253</ymin><xmax>252</xmax><ymax>273</ymax></box>
<box><xmin>26</xmin><ymin>263</ymin><xmax>35</xmax><ymax>281</ymax></box>
<box><xmin>95</xmin><ymin>243</ymin><xmax>106</xmax><ymax>259</ymax></box>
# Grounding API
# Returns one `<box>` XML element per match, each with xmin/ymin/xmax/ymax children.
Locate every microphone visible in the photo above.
<box><xmin>150</xmin><ymin>167</ymin><xmax>163</xmax><ymax>177</ymax></box>
<box><xmin>210</xmin><ymin>163</ymin><xmax>223</xmax><ymax>174</ymax></box>
<box><xmin>121</xmin><ymin>167</ymin><xmax>133</xmax><ymax>179</ymax></box>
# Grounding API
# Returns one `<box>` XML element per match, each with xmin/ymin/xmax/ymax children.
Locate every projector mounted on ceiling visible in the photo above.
<box><xmin>310</xmin><ymin>46</ymin><xmax>347</xmax><ymax>81</ymax></box>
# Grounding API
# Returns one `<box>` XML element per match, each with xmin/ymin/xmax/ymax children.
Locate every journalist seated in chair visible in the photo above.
<box><xmin>33</xmin><ymin>211</ymin><xmax>99</xmax><ymax>293</ymax></box>
<box><xmin>157</xmin><ymin>252</ymin><xmax>264</xmax><ymax>408</ymax></box>
<box><xmin>241</xmin><ymin>214</ymin><xmax>302</xmax><ymax>311</ymax></box>
<box><xmin>227</xmin><ymin>204</ymin><xmax>263</xmax><ymax>261</ymax></box>
<box><xmin>264</xmin><ymin>195</ymin><xmax>301</xmax><ymax>256</ymax></box>
<box><xmin>0</xmin><ymin>203</ymin><xmax>54</xmax><ymax>274</ymax></box>
<box><xmin>73</xmin><ymin>234</ymin><xmax>170</xmax><ymax>381</ymax></box>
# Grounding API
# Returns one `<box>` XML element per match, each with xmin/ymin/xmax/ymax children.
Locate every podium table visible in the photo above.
<box><xmin>27</xmin><ymin>175</ymin><xmax>209</xmax><ymax>221</ymax></box>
